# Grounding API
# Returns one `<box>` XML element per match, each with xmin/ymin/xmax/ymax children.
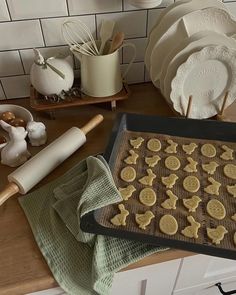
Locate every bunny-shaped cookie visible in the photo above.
<box><xmin>0</xmin><ymin>120</ymin><xmax>31</xmax><ymax>167</ymax></box>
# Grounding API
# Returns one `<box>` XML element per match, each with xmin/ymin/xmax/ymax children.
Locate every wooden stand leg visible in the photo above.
<box><xmin>111</xmin><ymin>100</ymin><xmax>116</xmax><ymax>111</ymax></box>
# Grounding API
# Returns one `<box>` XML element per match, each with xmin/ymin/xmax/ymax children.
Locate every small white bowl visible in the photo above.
<box><xmin>0</xmin><ymin>104</ymin><xmax>33</xmax><ymax>123</ymax></box>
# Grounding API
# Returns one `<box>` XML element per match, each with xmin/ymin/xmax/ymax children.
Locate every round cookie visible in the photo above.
<box><xmin>159</xmin><ymin>214</ymin><xmax>178</xmax><ymax>236</ymax></box>
<box><xmin>147</xmin><ymin>138</ymin><xmax>161</xmax><ymax>152</ymax></box>
<box><xmin>224</xmin><ymin>164</ymin><xmax>236</xmax><ymax>180</ymax></box>
<box><xmin>165</xmin><ymin>156</ymin><xmax>180</xmax><ymax>171</ymax></box>
<box><xmin>139</xmin><ymin>188</ymin><xmax>157</xmax><ymax>206</ymax></box>
<box><xmin>201</xmin><ymin>144</ymin><xmax>216</xmax><ymax>158</ymax></box>
<box><xmin>183</xmin><ymin>176</ymin><xmax>200</xmax><ymax>193</ymax></box>
<box><xmin>206</xmin><ymin>199</ymin><xmax>226</xmax><ymax>220</ymax></box>
<box><xmin>120</xmin><ymin>166</ymin><xmax>136</xmax><ymax>182</ymax></box>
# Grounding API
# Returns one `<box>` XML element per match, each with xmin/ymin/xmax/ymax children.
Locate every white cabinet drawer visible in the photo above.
<box><xmin>175</xmin><ymin>255</ymin><xmax>236</xmax><ymax>291</ymax></box>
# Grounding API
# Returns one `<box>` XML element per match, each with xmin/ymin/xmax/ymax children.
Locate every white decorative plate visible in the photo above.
<box><xmin>170</xmin><ymin>46</ymin><xmax>236</xmax><ymax>119</ymax></box>
<box><xmin>145</xmin><ymin>0</ymin><xmax>227</xmax><ymax>74</ymax></box>
<box><xmin>161</xmin><ymin>31</ymin><xmax>236</xmax><ymax>100</ymax></box>
<box><xmin>150</xmin><ymin>6</ymin><xmax>235</xmax><ymax>84</ymax></box>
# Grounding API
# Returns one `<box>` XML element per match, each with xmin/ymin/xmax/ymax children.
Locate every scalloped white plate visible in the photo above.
<box><xmin>161</xmin><ymin>31</ymin><xmax>236</xmax><ymax>101</ymax></box>
<box><xmin>170</xmin><ymin>46</ymin><xmax>236</xmax><ymax>119</ymax></box>
<box><xmin>150</xmin><ymin>6</ymin><xmax>236</xmax><ymax>85</ymax></box>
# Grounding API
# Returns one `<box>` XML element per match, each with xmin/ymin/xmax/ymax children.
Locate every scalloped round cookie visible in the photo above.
<box><xmin>207</xmin><ymin>199</ymin><xmax>226</xmax><ymax>220</ymax></box>
<box><xmin>139</xmin><ymin>188</ymin><xmax>157</xmax><ymax>206</ymax></box>
<box><xmin>183</xmin><ymin>176</ymin><xmax>200</xmax><ymax>193</ymax></box>
<box><xmin>201</xmin><ymin>144</ymin><xmax>216</xmax><ymax>158</ymax></box>
<box><xmin>165</xmin><ymin>156</ymin><xmax>180</xmax><ymax>171</ymax></box>
<box><xmin>224</xmin><ymin>164</ymin><xmax>236</xmax><ymax>180</ymax></box>
<box><xmin>120</xmin><ymin>166</ymin><xmax>136</xmax><ymax>182</ymax></box>
<box><xmin>159</xmin><ymin>215</ymin><xmax>178</xmax><ymax>236</ymax></box>
<box><xmin>147</xmin><ymin>138</ymin><xmax>161</xmax><ymax>152</ymax></box>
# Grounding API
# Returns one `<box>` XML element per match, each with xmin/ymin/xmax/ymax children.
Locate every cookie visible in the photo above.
<box><xmin>147</xmin><ymin>138</ymin><xmax>161</xmax><ymax>152</ymax></box>
<box><xmin>204</xmin><ymin>177</ymin><xmax>221</xmax><ymax>196</ymax></box>
<box><xmin>135</xmin><ymin>211</ymin><xmax>155</xmax><ymax>230</ymax></box>
<box><xmin>165</xmin><ymin>139</ymin><xmax>178</xmax><ymax>154</ymax></box>
<box><xmin>181</xmin><ymin>216</ymin><xmax>201</xmax><ymax>239</ymax></box>
<box><xmin>124</xmin><ymin>150</ymin><xmax>139</xmax><ymax>165</ymax></box>
<box><xmin>182</xmin><ymin>143</ymin><xmax>198</xmax><ymax>155</ymax></box>
<box><xmin>139</xmin><ymin>188</ymin><xmax>157</xmax><ymax>206</ymax></box>
<box><xmin>120</xmin><ymin>166</ymin><xmax>136</xmax><ymax>182</ymax></box>
<box><xmin>165</xmin><ymin>156</ymin><xmax>180</xmax><ymax>171</ymax></box>
<box><xmin>227</xmin><ymin>184</ymin><xmax>236</xmax><ymax>198</ymax></box>
<box><xmin>220</xmin><ymin>145</ymin><xmax>234</xmax><ymax>161</ymax></box>
<box><xmin>139</xmin><ymin>169</ymin><xmax>156</xmax><ymax>186</ymax></box>
<box><xmin>201</xmin><ymin>144</ymin><xmax>216</xmax><ymax>158</ymax></box>
<box><xmin>110</xmin><ymin>204</ymin><xmax>129</xmax><ymax>226</ymax></box>
<box><xmin>183</xmin><ymin>196</ymin><xmax>201</xmax><ymax>212</ymax></box>
<box><xmin>224</xmin><ymin>164</ymin><xmax>236</xmax><ymax>180</ymax></box>
<box><xmin>202</xmin><ymin>161</ymin><xmax>219</xmax><ymax>175</ymax></box>
<box><xmin>184</xmin><ymin>157</ymin><xmax>198</xmax><ymax>173</ymax></box>
<box><xmin>130</xmin><ymin>137</ymin><xmax>144</xmax><ymax>149</ymax></box>
<box><xmin>231</xmin><ymin>214</ymin><xmax>236</xmax><ymax>221</ymax></box>
<box><xmin>161</xmin><ymin>190</ymin><xmax>178</xmax><ymax>210</ymax></box>
<box><xmin>207</xmin><ymin>225</ymin><xmax>228</xmax><ymax>245</ymax></box>
<box><xmin>206</xmin><ymin>199</ymin><xmax>226</xmax><ymax>220</ymax></box>
<box><xmin>183</xmin><ymin>176</ymin><xmax>200</xmax><ymax>193</ymax></box>
<box><xmin>119</xmin><ymin>185</ymin><xmax>136</xmax><ymax>201</ymax></box>
<box><xmin>162</xmin><ymin>174</ymin><xmax>179</xmax><ymax>189</ymax></box>
<box><xmin>145</xmin><ymin>155</ymin><xmax>161</xmax><ymax>168</ymax></box>
<box><xmin>159</xmin><ymin>214</ymin><xmax>178</xmax><ymax>236</ymax></box>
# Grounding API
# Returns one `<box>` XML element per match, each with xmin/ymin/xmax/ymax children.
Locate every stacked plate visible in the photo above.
<box><xmin>145</xmin><ymin>0</ymin><xmax>236</xmax><ymax>119</ymax></box>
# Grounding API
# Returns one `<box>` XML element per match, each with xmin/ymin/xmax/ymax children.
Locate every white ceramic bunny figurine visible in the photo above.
<box><xmin>0</xmin><ymin>120</ymin><xmax>31</xmax><ymax>167</ymax></box>
<box><xmin>26</xmin><ymin>121</ymin><xmax>47</xmax><ymax>146</ymax></box>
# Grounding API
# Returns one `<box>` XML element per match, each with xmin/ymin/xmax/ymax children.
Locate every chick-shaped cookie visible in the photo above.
<box><xmin>204</xmin><ymin>177</ymin><xmax>221</xmax><ymax>196</ymax></box>
<box><xmin>119</xmin><ymin>185</ymin><xmax>136</xmax><ymax>201</ymax></box>
<box><xmin>110</xmin><ymin>204</ymin><xmax>129</xmax><ymax>226</ymax></box>
<box><xmin>232</xmin><ymin>213</ymin><xmax>236</xmax><ymax>221</ymax></box>
<box><xmin>139</xmin><ymin>169</ymin><xmax>156</xmax><ymax>186</ymax></box>
<box><xmin>182</xmin><ymin>143</ymin><xmax>198</xmax><ymax>155</ymax></box>
<box><xmin>162</xmin><ymin>174</ymin><xmax>179</xmax><ymax>189</ymax></box>
<box><xmin>130</xmin><ymin>137</ymin><xmax>144</xmax><ymax>149</ymax></box>
<box><xmin>181</xmin><ymin>216</ymin><xmax>201</xmax><ymax>239</ymax></box>
<box><xmin>202</xmin><ymin>161</ymin><xmax>219</xmax><ymax>175</ymax></box>
<box><xmin>220</xmin><ymin>145</ymin><xmax>234</xmax><ymax>161</ymax></box>
<box><xmin>165</xmin><ymin>139</ymin><xmax>178</xmax><ymax>154</ymax></box>
<box><xmin>183</xmin><ymin>195</ymin><xmax>202</xmax><ymax>212</ymax></box>
<box><xmin>161</xmin><ymin>190</ymin><xmax>178</xmax><ymax>210</ymax></box>
<box><xmin>227</xmin><ymin>184</ymin><xmax>236</xmax><ymax>198</ymax></box>
<box><xmin>184</xmin><ymin>157</ymin><xmax>198</xmax><ymax>173</ymax></box>
<box><xmin>135</xmin><ymin>210</ymin><xmax>155</xmax><ymax>230</ymax></box>
<box><xmin>124</xmin><ymin>150</ymin><xmax>139</xmax><ymax>165</ymax></box>
<box><xmin>145</xmin><ymin>155</ymin><xmax>161</xmax><ymax>168</ymax></box>
<box><xmin>207</xmin><ymin>225</ymin><xmax>228</xmax><ymax>245</ymax></box>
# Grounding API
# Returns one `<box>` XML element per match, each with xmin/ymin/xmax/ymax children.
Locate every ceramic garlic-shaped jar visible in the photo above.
<box><xmin>30</xmin><ymin>49</ymin><xmax>74</xmax><ymax>96</ymax></box>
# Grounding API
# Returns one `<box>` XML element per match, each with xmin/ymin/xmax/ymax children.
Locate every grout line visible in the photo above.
<box><xmin>122</xmin><ymin>0</ymin><xmax>124</xmax><ymax>11</ymax></box>
<box><xmin>0</xmin><ymin>74</ymin><xmax>30</xmax><ymax>79</ymax></box>
<box><xmin>65</xmin><ymin>0</ymin><xmax>70</xmax><ymax>16</ymax></box>
<box><xmin>0</xmin><ymin>80</ymin><xmax>7</xmax><ymax>99</ymax></box>
<box><xmin>95</xmin><ymin>14</ymin><xmax>98</xmax><ymax>40</ymax></box>
<box><xmin>39</xmin><ymin>19</ymin><xmax>46</xmax><ymax>47</ymax></box>
<box><xmin>145</xmin><ymin>9</ymin><xmax>149</xmax><ymax>37</ymax></box>
<box><xmin>5</xmin><ymin>0</ymin><xmax>12</xmax><ymax>21</ymax></box>
<box><xmin>0</xmin><ymin>44</ymin><xmax>69</xmax><ymax>53</ymax></box>
<box><xmin>18</xmin><ymin>50</ymin><xmax>26</xmax><ymax>74</ymax></box>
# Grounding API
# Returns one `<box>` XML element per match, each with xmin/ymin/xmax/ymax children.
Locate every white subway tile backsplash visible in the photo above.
<box><xmin>68</xmin><ymin>0</ymin><xmax>122</xmax><ymax>15</ymax></box>
<box><xmin>225</xmin><ymin>2</ymin><xmax>236</xmax><ymax>18</ymax></box>
<box><xmin>1</xmin><ymin>75</ymin><xmax>30</xmax><ymax>98</ymax></box>
<box><xmin>97</xmin><ymin>11</ymin><xmax>147</xmax><ymax>39</ymax></box>
<box><xmin>121</xmin><ymin>62</ymin><xmax>144</xmax><ymax>84</ymax></box>
<box><xmin>0</xmin><ymin>51</ymin><xmax>24</xmax><ymax>76</ymax></box>
<box><xmin>0</xmin><ymin>82</ymin><xmax>6</xmax><ymax>99</ymax></box>
<box><xmin>0</xmin><ymin>0</ymin><xmax>10</xmax><ymax>21</ymax></box>
<box><xmin>7</xmin><ymin>0</ymin><xmax>68</xmax><ymax>20</ymax></box>
<box><xmin>123</xmin><ymin>38</ymin><xmax>147</xmax><ymax>63</ymax></box>
<box><xmin>20</xmin><ymin>46</ymin><xmax>72</xmax><ymax>74</ymax></box>
<box><xmin>147</xmin><ymin>8</ymin><xmax>164</xmax><ymax>33</ymax></box>
<box><xmin>41</xmin><ymin>15</ymin><xmax>96</xmax><ymax>47</ymax></box>
<box><xmin>0</xmin><ymin>20</ymin><xmax>44</xmax><ymax>51</ymax></box>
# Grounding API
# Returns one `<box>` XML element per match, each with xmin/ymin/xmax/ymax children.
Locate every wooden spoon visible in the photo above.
<box><xmin>108</xmin><ymin>32</ymin><xmax>125</xmax><ymax>54</ymax></box>
<box><xmin>217</xmin><ymin>91</ymin><xmax>229</xmax><ymax>121</ymax></box>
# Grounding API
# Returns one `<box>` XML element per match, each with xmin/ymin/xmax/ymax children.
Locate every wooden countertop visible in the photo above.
<box><xmin>2</xmin><ymin>83</ymin><xmax>235</xmax><ymax>294</ymax></box>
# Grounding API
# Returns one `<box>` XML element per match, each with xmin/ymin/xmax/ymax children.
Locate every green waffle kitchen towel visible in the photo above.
<box><xmin>19</xmin><ymin>156</ymin><xmax>168</xmax><ymax>295</ymax></box>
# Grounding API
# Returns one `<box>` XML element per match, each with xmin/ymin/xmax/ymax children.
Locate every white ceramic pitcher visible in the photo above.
<box><xmin>73</xmin><ymin>42</ymin><xmax>136</xmax><ymax>97</ymax></box>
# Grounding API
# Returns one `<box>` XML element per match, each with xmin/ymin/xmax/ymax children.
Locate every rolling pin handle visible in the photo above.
<box><xmin>80</xmin><ymin>114</ymin><xmax>104</xmax><ymax>135</ymax></box>
<box><xmin>0</xmin><ymin>182</ymin><xmax>20</xmax><ymax>206</ymax></box>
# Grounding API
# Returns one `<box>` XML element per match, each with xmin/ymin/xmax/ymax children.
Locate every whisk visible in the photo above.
<box><xmin>62</xmin><ymin>20</ymin><xmax>99</xmax><ymax>56</ymax></box>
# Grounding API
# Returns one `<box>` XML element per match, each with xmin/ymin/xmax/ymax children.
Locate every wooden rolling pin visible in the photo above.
<box><xmin>0</xmin><ymin>114</ymin><xmax>104</xmax><ymax>206</ymax></box>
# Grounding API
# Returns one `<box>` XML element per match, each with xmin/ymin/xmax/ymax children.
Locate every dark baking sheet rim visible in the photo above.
<box><xmin>81</xmin><ymin>113</ymin><xmax>236</xmax><ymax>260</ymax></box>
